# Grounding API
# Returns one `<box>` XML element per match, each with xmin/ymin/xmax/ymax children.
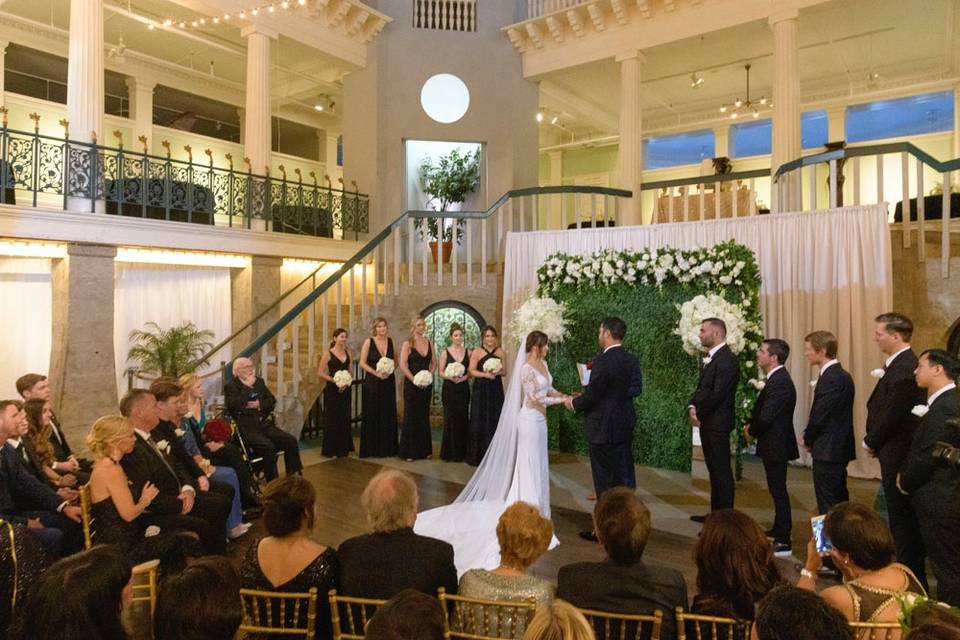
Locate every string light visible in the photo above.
<box><xmin>148</xmin><ymin>1</ymin><xmax>306</xmax><ymax>32</ymax></box>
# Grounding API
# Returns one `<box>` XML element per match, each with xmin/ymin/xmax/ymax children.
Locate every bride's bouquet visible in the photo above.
<box><xmin>482</xmin><ymin>358</ymin><xmax>503</xmax><ymax>375</ymax></box>
<box><xmin>332</xmin><ymin>369</ymin><xmax>353</xmax><ymax>390</ymax></box>
<box><xmin>444</xmin><ymin>362</ymin><xmax>466</xmax><ymax>378</ymax></box>
<box><xmin>507</xmin><ymin>296</ymin><xmax>569</xmax><ymax>343</ymax></box>
<box><xmin>376</xmin><ymin>356</ymin><xmax>395</xmax><ymax>375</ymax></box>
<box><xmin>413</xmin><ymin>370</ymin><xmax>434</xmax><ymax>388</ymax></box>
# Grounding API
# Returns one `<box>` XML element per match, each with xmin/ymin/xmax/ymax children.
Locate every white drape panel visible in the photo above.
<box><xmin>502</xmin><ymin>204</ymin><xmax>892</xmax><ymax>478</ymax></box>
<box><xmin>0</xmin><ymin>259</ymin><xmax>52</xmax><ymax>398</ymax></box>
<box><xmin>114</xmin><ymin>264</ymin><xmax>233</xmax><ymax>399</ymax></box>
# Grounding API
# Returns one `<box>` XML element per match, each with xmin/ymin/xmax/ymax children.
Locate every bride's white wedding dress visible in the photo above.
<box><xmin>414</xmin><ymin>343</ymin><xmax>563</xmax><ymax>576</ymax></box>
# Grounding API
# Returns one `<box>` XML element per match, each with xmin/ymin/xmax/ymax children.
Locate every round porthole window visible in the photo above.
<box><xmin>420</xmin><ymin>73</ymin><xmax>470</xmax><ymax>124</ymax></box>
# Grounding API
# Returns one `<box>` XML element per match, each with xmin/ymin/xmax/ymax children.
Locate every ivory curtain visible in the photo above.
<box><xmin>502</xmin><ymin>204</ymin><xmax>892</xmax><ymax>479</ymax></box>
<box><xmin>114</xmin><ymin>264</ymin><xmax>233</xmax><ymax>399</ymax></box>
<box><xmin>0</xmin><ymin>258</ymin><xmax>53</xmax><ymax>399</ymax></box>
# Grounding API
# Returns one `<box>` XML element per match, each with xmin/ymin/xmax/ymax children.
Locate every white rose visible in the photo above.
<box><xmin>719</xmin><ymin>275</ymin><xmax>733</xmax><ymax>285</ymax></box>
<box><xmin>563</xmin><ymin>276</ymin><xmax>574</xmax><ymax>284</ymax></box>
<box><xmin>616</xmin><ymin>259</ymin><xmax>624</xmax><ymax>268</ymax></box>
<box><xmin>911</xmin><ymin>404</ymin><xmax>929</xmax><ymax>417</ymax></box>
<box><xmin>483</xmin><ymin>358</ymin><xmax>503</xmax><ymax>375</ymax></box>
<box><xmin>702</xmin><ymin>357</ymin><xmax>712</xmax><ymax>365</ymax></box>
<box><xmin>174</xmin><ymin>428</ymin><xmax>185</xmax><ymax>438</ymax></box>
<box><xmin>749</xmin><ymin>379</ymin><xmax>766</xmax><ymax>390</ymax></box>
<box><xmin>810</xmin><ymin>379</ymin><xmax>818</xmax><ymax>388</ymax></box>
<box><xmin>413</xmin><ymin>370</ymin><xmax>433</xmax><ymax>388</ymax></box>
<box><xmin>870</xmin><ymin>368</ymin><xmax>885</xmax><ymax>379</ymax></box>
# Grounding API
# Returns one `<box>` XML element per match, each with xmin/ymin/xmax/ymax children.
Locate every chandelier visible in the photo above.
<box><xmin>719</xmin><ymin>64</ymin><xmax>770</xmax><ymax>120</ymax></box>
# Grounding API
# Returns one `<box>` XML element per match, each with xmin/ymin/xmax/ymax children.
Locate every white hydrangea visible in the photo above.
<box><xmin>674</xmin><ymin>293</ymin><xmax>759</xmax><ymax>356</ymax></box>
<box><xmin>507</xmin><ymin>296</ymin><xmax>569</xmax><ymax>343</ymax></box>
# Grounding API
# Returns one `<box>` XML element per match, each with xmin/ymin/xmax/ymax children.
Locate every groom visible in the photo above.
<box><xmin>565</xmin><ymin>317</ymin><xmax>640</xmax><ymax>541</ymax></box>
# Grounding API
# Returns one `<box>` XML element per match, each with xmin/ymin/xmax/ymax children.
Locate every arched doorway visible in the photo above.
<box><xmin>421</xmin><ymin>301</ymin><xmax>485</xmax><ymax>404</ymax></box>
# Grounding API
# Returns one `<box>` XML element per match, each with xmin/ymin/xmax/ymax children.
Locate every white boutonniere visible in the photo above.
<box><xmin>870</xmin><ymin>368</ymin><xmax>885</xmax><ymax>379</ymax></box>
<box><xmin>154</xmin><ymin>439</ymin><xmax>171</xmax><ymax>453</ymax></box>
<box><xmin>749</xmin><ymin>379</ymin><xmax>765</xmax><ymax>390</ymax></box>
<box><xmin>144</xmin><ymin>525</ymin><xmax>161</xmax><ymax>538</ymax></box>
<box><xmin>809</xmin><ymin>379</ymin><xmax>818</xmax><ymax>388</ymax></box>
<box><xmin>174</xmin><ymin>428</ymin><xmax>185</xmax><ymax>438</ymax></box>
<box><xmin>702</xmin><ymin>357</ymin><xmax>712</xmax><ymax>366</ymax></box>
<box><xmin>911</xmin><ymin>405</ymin><xmax>929</xmax><ymax>418</ymax></box>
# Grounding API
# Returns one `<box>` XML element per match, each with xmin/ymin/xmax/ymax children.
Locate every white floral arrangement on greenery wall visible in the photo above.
<box><xmin>675</xmin><ymin>293</ymin><xmax>761</xmax><ymax>357</ymax></box>
<box><xmin>507</xmin><ymin>296</ymin><xmax>569</xmax><ymax>344</ymax></box>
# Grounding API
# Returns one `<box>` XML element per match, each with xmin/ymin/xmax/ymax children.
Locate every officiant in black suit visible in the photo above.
<box><xmin>119</xmin><ymin>389</ymin><xmax>231</xmax><ymax>554</ymax></box>
<box><xmin>566</xmin><ymin>317</ymin><xmax>640</xmax><ymax>540</ymax></box>
<box><xmin>688</xmin><ymin>318</ymin><xmax>740</xmax><ymax>521</ymax></box>
<box><xmin>863</xmin><ymin>313</ymin><xmax>927</xmax><ymax>588</ymax></box>
<box><xmin>744</xmin><ymin>339</ymin><xmax>798</xmax><ymax>555</ymax></box>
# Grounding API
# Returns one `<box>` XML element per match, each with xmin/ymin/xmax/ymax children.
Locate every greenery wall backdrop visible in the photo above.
<box><xmin>535</xmin><ymin>240</ymin><xmax>763</xmax><ymax>473</ymax></box>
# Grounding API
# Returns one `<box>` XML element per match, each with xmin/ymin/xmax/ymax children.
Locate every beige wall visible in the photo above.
<box><xmin>891</xmin><ymin>229</ymin><xmax>960</xmax><ymax>352</ymax></box>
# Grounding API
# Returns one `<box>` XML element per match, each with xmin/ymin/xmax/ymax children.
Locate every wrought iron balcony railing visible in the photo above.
<box><xmin>0</xmin><ymin>115</ymin><xmax>369</xmax><ymax>240</ymax></box>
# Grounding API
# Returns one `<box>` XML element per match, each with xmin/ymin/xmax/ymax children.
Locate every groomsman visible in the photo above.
<box><xmin>744</xmin><ymin>339</ymin><xmax>798</xmax><ymax>556</ymax></box>
<box><xmin>898</xmin><ymin>349</ymin><xmax>960</xmax><ymax>606</ymax></box>
<box><xmin>863</xmin><ymin>313</ymin><xmax>927</xmax><ymax>588</ymax></box>
<box><xmin>688</xmin><ymin>318</ymin><xmax>740</xmax><ymax>521</ymax></box>
<box><xmin>802</xmin><ymin>331</ymin><xmax>855</xmax><ymax>516</ymax></box>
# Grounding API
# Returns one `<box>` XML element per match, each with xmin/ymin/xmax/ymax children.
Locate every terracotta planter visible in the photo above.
<box><xmin>429</xmin><ymin>241</ymin><xmax>453</xmax><ymax>264</ymax></box>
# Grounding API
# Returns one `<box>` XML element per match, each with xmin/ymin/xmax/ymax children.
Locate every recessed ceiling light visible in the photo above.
<box><xmin>314</xmin><ymin>104</ymin><xmax>324</xmax><ymax>112</ymax></box>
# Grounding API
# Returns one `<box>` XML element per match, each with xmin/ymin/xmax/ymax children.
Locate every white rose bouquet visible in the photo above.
<box><xmin>507</xmin><ymin>296</ymin><xmax>569</xmax><ymax>343</ymax></box>
<box><xmin>376</xmin><ymin>357</ymin><xmax>395</xmax><ymax>375</ymax></box>
<box><xmin>444</xmin><ymin>362</ymin><xmax>466</xmax><ymax>379</ymax></box>
<box><xmin>483</xmin><ymin>358</ymin><xmax>503</xmax><ymax>375</ymax></box>
<box><xmin>413</xmin><ymin>370</ymin><xmax>434</xmax><ymax>388</ymax></box>
<box><xmin>333</xmin><ymin>369</ymin><xmax>353</xmax><ymax>390</ymax></box>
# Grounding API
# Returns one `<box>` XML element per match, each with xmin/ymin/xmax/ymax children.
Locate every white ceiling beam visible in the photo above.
<box><xmin>540</xmin><ymin>80</ymin><xmax>620</xmax><ymax>132</ymax></box>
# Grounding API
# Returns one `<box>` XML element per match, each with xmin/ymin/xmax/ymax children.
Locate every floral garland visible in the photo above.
<box><xmin>507</xmin><ymin>296</ymin><xmax>569</xmax><ymax>344</ymax></box>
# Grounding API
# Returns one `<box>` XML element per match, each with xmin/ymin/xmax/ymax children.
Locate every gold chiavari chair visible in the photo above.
<box><xmin>676</xmin><ymin>607</ymin><xmax>752</xmax><ymax>640</ymax></box>
<box><xmin>849</xmin><ymin>621</ymin><xmax>904</xmax><ymax>640</ymax></box>
<box><xmin>240</xmin><ymin>587</ymin><xmax>319</xmax><ymax>639</ymax></box>
<box><xmin>78</xmin><ymin>483</ymin><xmax>93</xmax><ymax>550</ymax></box>
<box><xmin>437</xmin><ymin>587</ymin><xmax>538</xmax><ymax>640</ymax></box>
<box><xmin>130</xmin><ymin>559</ymin><xmax>160</xmax><ymax>616</ymax></box>
<box><xmin>576</xmin><ymin>606</ymin><xmax>664</xmax><ymax>640</ymax></box>
<box><xmin>329</xmin><ymin>589</ymin><xmax>385</xmax><ymax>640</ymax></box>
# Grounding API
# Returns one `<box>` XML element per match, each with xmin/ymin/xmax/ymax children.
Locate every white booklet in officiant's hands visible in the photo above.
<box><xmin>576</xmin><ymin>363</ymin><xmax>591</xmax><ymax>386</ymax></box>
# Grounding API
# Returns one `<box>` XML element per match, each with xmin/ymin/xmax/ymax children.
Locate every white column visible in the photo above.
<box><xmin>242</xmin><ymin>25</ymin><xmax>276</xmax><ymax>176</ymax></box>
<box><xmin>714</xmin><ymin>123</ymin><xmax>729</xmax><ymax>158</ymax></box>
<box><xmin>0</xmin><ymin>41</ymin><xmax>9</xmax><ymax>105</ymax></box>
<box><xmin>826</xmin><ymin>105</ymin><xmax>845</xmax><ymax>143</ymax></box>
<box><xmin>325</xmin><ymin>132</ymin><xmax>341</xmax><ymax>183</ymax></box>
<box><xmin>66</xmin><ymin>0</ymin><xmax>105</xmax><ymax>212</ymax></box>
<box><xmin>770</xmin><ymin>9</ymin><xmax>801</xmax><ymax>213</ymax></box>
<box><xmin>549</xmin><ymin>150</ymin><xmax>563</xmax><ymax>228</ymax></box>
<box><xmin>124</xmin><ymin>76</ymin><xmax>156</xmax><ymax>151</ymax></box>
<box><xmin>617</xmin><ymin>50</ymin><xmax>644</xmax><ymax>225</ymax></box>
<box><xmin>237</xmin><ymin>108</ymin><xmax>246</xmax><ymax>145</ymax></box>
<box><xmin>953</xmin><ymin>83</ymin><xmax>959</xmax><ymax>159</ymax></box>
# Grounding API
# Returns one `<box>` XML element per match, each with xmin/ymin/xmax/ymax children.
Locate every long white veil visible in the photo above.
<box><xmin>414</xmin><ymin>334</ymin><xmax>556</xmax><ymax>575</ymax></box>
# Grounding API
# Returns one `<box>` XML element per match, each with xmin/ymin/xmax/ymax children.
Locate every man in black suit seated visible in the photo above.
<box><xmin>557</xmin><ymin>488</ymin><xmax>687</xmax><ymax>640</ymax></box>
<box><xmin>338</xmin><ymin>469</ymin><xmax>457</xmax><ymax>599</ymax></box>
<box><xmin>898</xmin><ymin>349</ymin><xmax>960</xmax><ymax>606</ymax></box>
<box><xmin>863</xmin><ymin>313</ymin><xmax>927</xmax><ymax>587</ymax></box>
<box><xmin>744</xmin><ymin>339</ymin><xmax>798</xmax><ymax>556</ymax></box>
<box><xmin>119</xmin><ymin>389</ymin><xmax>231</xmax><ymax>554</ymax></box>
<box><xmin>802</xmin><ymin>330</ymin><xmax>855</xmax><ymax>517</ymax></box>
<box><xmin>16</xmin><ymin>373</ymin><xmax>92</xmax><ymax>479</ymax></box>
<box><xmin>688</xmin><ymin>318</ymin><xmax>740</xmax><ymax>521</ymax></box>
<box><xmin>0</xmin><ymin>399</ymin><xmax>82</xmax><ymax>556</ymax></box>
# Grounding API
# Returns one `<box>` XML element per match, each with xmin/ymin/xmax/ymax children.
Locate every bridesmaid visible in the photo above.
<box><xmin>318</xmin><ymin>328</ymin><xmax>354</xmax><ymax>458</ymax></box>
<box><xmin>359</xmin><ymin>317</ymin><xmax>399</xmax><ymax>458</ymax></box>
<box><xmin>466</xmin><ymin>325</ymin><xmax>507</xmax><ymax>466</ymax></box>
<box><xmin>439</xmin><ymin>323</ymin><xmax>471</xmax><ymax>462</ymax></box>
<box><xmin>398</xmin><ymin>316</ymin><xmax>436</xmax><ymax>461</ymax></box>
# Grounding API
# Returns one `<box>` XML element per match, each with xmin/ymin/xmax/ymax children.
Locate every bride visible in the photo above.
<box><xmin>414</xmin><ymin>330</ymin><xmax>573</xmax><ymax>575</ymax></box>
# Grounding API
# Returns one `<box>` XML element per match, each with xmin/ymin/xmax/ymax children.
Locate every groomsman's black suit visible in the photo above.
<box><xmin>803</xmin><ymin>362</ymin><xmax>855</xmax><ymax>515</ymax></box>
<box><xmin>899</xmin><ymin>386</ymin><xmax>960</xmax><ymax>606</ymax></box>
<box><xmin>120</xmin><ymin>432</ymin><xmax>230</xmax><ymax>554</ymax></box>
<box><xmin>572</xmin><ymin>344</ymin><xmax>640</xmax><ymax>495</ymax></box>
<box><xmin>748</xmin><ymin>366</ymin><xmax>798</xmax><ymax>543</ymax></box>
<box><xmin>863</xmin><ymin>348</ymin><xmax>927</xmax><ymax>587</ymax></box>
<box><xmin>690</xmin><ymin>344</ymin><xmax>740</xmax><ymax>512</ymax></box>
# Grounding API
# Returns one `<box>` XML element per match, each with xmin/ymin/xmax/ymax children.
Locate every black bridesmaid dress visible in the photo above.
<box><xmin>439</xmin><ymin>349</ymin><xmax>471</xmax><ymax>462</ymax></box>
<box><xmin>359</xmin><ymin>338</ymin><xmax>398</xmax><ymax>458</ymax></box>
<box><xmin>322</xmin><ymin>351</ymin><xmax>354</xmax><ymax>458</ymax></box>
<box><xmin>466</xmin><ymin>348</ymin><xmax>505</xmax><ymax>466</ymax></box>
<box><xmin>398</xmin><ymin>343</ymin><xmax>433</xmax><ymax>460</ymax></box>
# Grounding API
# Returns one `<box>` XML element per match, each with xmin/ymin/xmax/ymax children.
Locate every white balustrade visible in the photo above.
<box><xmin>413</xmin><ymin>0</ymin><xmax>476</xmax><ymax>31</ymax></box>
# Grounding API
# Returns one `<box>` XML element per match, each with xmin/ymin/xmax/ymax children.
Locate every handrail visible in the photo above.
<box><xmin>224</xmin><ymin>184</ymin><xmax>633</xmax><ymax>382</ymax></box>
<box><xmin>640</xmin><ymin>168</ymin><xmax>771</xmax><ymax>192</ymax></box>
<box><xmin>773</xmin><ymin>142</ymin><xmax>960</xmax><ymax>182</ymax></box>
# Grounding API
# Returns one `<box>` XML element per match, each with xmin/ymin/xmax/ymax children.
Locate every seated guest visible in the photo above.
<box><xmin>459</xmin><ymin>501</ymin><xmax>555</xmax><ymax>607</ymax></box>
<box><xmin>155</xmin><ymin>556</ymin><xmax>243</xmax><ymax>640</ymax></box>
<box><xmin>557</xmin><ymin>487</ymin><xmax>687</xmax><ymax>640</ymax></box>
<box><xmin>0</xmin><ymin>399</ymin><xmax>83</xmax><ymax>555</ymax></box>
<box><xmin>907</xmin><ymin>625</ymin><xmax>960</xmax><ymax>640</ymax></box>
<box><xmin>798</xmin><ymin>501</ymin><xmax>925</xmax><ymax>633</ymax></box>
<box><xmin>522</xmin><ymin>600</ymin><xmax>596</xmax><ymax>640</ymax></box>
<box><xmin>692</xmin><ymin>509</ymin><xmax>785</xmax><ymax>621</ymax></box>
<box><xmin>365</xmin><ymin>589</ymin><xmax>446</xmax><ymax>640</ymax></box>
<box><xmin>906</xmin><ymin>601</ymin><xmax>960</xmax><ymax>640</ymax></box>
<box><xmin>16</xmin><ymin>373</ymin><xmax>91</xmax><ymax>474</ymax></box>
<box><xmin>24</xmin><ymin>398</ymin><xmax>79</xmax><ymax>489</ymax></box>
<box><xmin>119</xmin><ymin>389</ymin><xmax>231</xmax><ymax>554</ymax></box>
<box><xmin>240</xmin><ymin>475</ymin><xmax>338</xmax><ymax>640</ymax></box>
<box><xmin>86</xmin><ymin>415</ymin><xmax>204</xmax><ymax>570</ymax></box>
<box><xmin>224</xmin><ymin>357</ymin><xmax>303</xmax><ymax>480</ymax></box>
<box><xmin>10</xmin><ymin>544</ymin><xmax>133</xmax><ymax>640</ymax></box>
<box><xmin>0</xmin><ymin>519</ymin><xmax>52</xmax><ymax>638</ymax></box>
<box><xmin>339</xmin><ymin>469</ymin><xmax>457</xmax><ymax>599</ymax></box>
<box><xmin>8</xmin><ymin>401</ymin><xmax>77</xmax><ymax>502</ymax></box>
<box><xmin>753</xmin><ymin>585</ymin><xmax>854</xmax><ymax>640</ymax></box>
<box><xmin>180</xmin><ymin>373</ymin><xmax>259</xmax><ymax>511</ymax></box>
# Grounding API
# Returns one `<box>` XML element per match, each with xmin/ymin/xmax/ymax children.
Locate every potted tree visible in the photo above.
<box><xmin>417</xmin><ymin>147</ymin><xmax>481</xmax><ymax>263</ymax></box>
<box><xmin>125</xmin><ymin>321</ymin><xmax>215</xmax><ymax>382</ymax></box>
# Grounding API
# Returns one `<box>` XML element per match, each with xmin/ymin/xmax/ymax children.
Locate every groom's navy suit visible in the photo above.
<box><xmin>572</xmin><ymin>344</ymin><xmax>640</xmax><ymax>495</ymax></box>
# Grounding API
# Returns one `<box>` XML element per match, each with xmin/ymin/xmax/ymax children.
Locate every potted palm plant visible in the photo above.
<box><xmin>125</xmin><ymin>321</ymin><xmax>215</xmax><ymax>381</ymax></box>
<box><xmin>417</xmin><ymin>147</ymin><xmax>481</xmax><ymax>263</ymax></box>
